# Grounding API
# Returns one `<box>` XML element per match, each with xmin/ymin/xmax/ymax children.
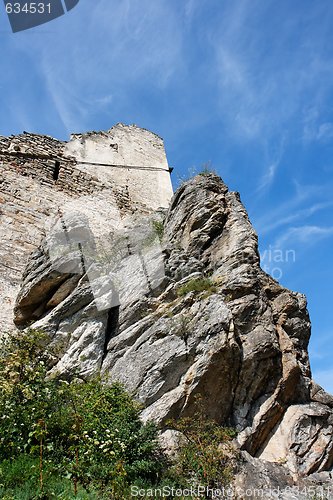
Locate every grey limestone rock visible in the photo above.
<box><xmin>13</xmin><ymin>173</ymin><xmax>333</xmax><ymax>486</ymax></box>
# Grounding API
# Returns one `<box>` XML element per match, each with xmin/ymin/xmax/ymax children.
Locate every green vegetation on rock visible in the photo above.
<box><xmin>177</xmin><ymin>277</ymin><xmax>217</xmax><ymax>297</ymax></box>
<box><xmin>152</xmin><ymin>220</ymin><xmax>164</xmax><ymax>241</ymax></box>
<box><xmin>0</xmin><ymin>330</ymin><xmax>162</xmax><ymax>498</ymax></box>
<box><xmin>0</xmin><ymin>329</ymin><xmax>237</xmax><ymax>499</ymax></box>
<box><xmin>167</xmin><ymin>396</ymin><xmax>237</xmax><ymax>491</ymax></box>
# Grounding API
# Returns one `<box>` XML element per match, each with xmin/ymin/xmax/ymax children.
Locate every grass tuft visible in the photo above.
<box><xmin>177</xmin><ymin>277</ymin><xmax>217</xmax><ymax>297</ymax></box>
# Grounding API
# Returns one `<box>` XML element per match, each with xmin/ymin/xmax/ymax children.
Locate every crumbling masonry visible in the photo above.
<box><xmin>0</xmin><ymin>123</ymin><xmax>173</xmax><ymax>331</ymax></box>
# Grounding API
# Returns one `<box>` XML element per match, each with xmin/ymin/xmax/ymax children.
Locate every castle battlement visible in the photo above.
<box><xmin>0</xmin><ymin>123</ymin><xmax>173</xmax><ymax>208</ymax></box>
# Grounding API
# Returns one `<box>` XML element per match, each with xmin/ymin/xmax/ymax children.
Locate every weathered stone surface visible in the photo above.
<box><xmin>158</xmin><ymin>429</ymin><xmax>187</xmax><ymax>459</ymax></box>
<box><xmin>311</xmin><ymin>381</ymin><xmax>333</xmax><ymax>407</ymax></box>
<box><xmin>232</xmin><ymin>451</ymin><xmax>333</xmax><ymax>499</ymax></box>
<box><xmin>11</xmin><ymin>173</ymin><xmax>333</xmax><ymax>486</ymax></box>
<box><xmin>46</xmin><ymin>276</ymin><xmax>81</xmax><ymax>308</ymax></box>
<box><xmin>0</xmin><ymin>124</ymin><xmax>173</xmax><ymax>331</ymax></box>
<box><xmin>258</xmin><ymin>403</ymin><xmax>333</xmax><ymax>476</ymax></box>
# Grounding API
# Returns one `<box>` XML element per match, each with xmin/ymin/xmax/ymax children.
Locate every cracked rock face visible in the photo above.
<box><xmin>14</xmin><ymin>174</ymin><xmax>333</xmax><ymax>481</ymax></box>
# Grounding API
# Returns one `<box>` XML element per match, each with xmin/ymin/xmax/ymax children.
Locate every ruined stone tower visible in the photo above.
<box><xmin>0</xmin><ymin>123</ymin><xmax>174</xmax><ymax>331</ymax></box>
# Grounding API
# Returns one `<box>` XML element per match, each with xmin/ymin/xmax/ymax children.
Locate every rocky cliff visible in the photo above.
<box><xmin>7</xmin><ymin>173</ymin><xmax>333</xmax><ymax>495</ymax></box>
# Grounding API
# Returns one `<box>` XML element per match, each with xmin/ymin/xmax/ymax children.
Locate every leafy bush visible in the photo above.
<box><xmin>0</xmin><ymin>329</ymin><xmax>163</xmax><ymax>498</ymax></box>
<box><xmin>152</xmin><ymin>220</ymin><xmax>164</xmax><ymax>241</ymax></box>
<box><xmin>177</xmin><ymin>277</ymin><xmax>217</xmax><ymax>297</ymax></box>
<box><xmin>167</xmin><ymin>397</ymin><xmax>237</xmax><ymax>490</ymax></box>
<box><xmin>0</xmin><ymin>330</ymin><xmax>237</xmax><ymax>498</ymax></box>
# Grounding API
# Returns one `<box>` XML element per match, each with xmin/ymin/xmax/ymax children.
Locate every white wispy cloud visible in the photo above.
<box><xmin>303</xmin><ymin>106</ymin><xmax>333</xmax><ymax>142</ymax></box>
<box><xmin>184</xmin><ymin>0</ymin><xmax>199</xmax><ymax>23</ymax></box>
<box><xmin>201</xmin><ymin>0</ymin><xmax>333</xmax><ymax>151</ymax></box>
<box><xmin>189</xmin><ymin>0</ymin><xmax>333</xmax><ymax>195</ymax></box>
<box><xmin>309</xmin><ymin>331</ymin><xmax>333</xmax><ymax>361</ymax></box>
<box><xmin>312</xmin><ymin>368</ymin><xmax>333</xmax><ymax>395</ymax></box>
<box><xmin>256</xmin><ymin>161</ymin><xmax>279</xmax><ymax>192</ymax></box>
<box><xmin>317</xmin><ymin>122</ymin><xmax>333</xmax><ymax>141</ymax></box>
<box><xmin>14</xmin><ymin>0</ymin><xmax>185</xmax><ymax>133</ymax></box>
<box><xmin>273</xmin><ymin>225</ymin><xmax>333</xmax><ymax>250</ymax></box>
<box><xmin>258</xmin><ymin>201</ymin><xmax>333</xmax><ymax>234</ymax></box>
<box><xmin>254</xmin><ymin>180</ymin><xmax>331</xmax><ymax>235</ymax></box>
<box><xmin>256</xmin><ymin>135</ymin><xmax>287</xmax><ymax>192</ymax></box>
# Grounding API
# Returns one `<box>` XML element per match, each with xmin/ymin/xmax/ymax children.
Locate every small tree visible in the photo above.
<box><xmin>167</xmin><ymin>396</ymin><xmax>237</xmax><ymax>492</ymax></box>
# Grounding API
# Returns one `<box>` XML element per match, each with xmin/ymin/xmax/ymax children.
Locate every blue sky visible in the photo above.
<box><xmin>1</xmin><ymin>0</ymin><xmax>333</xmax><ymax>392</ymax></box>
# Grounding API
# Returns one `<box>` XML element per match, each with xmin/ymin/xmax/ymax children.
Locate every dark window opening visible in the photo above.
<box><xmin>53</xmin><ymin>161</ymin><xmax>61</xmax><ymax>181</ymax></box>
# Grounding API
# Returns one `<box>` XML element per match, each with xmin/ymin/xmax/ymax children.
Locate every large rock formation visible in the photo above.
<box><xmin>10</xmin><ymin>173</ymin><xmax>333</xmax><ymax>493</ymax></box>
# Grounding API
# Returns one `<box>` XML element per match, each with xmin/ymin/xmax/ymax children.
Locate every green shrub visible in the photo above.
<box><xmin>152</xmin><ymin>220</ymin><xmax>164</xmax><ymax>241</ymax></box>
<box><xmin>177</xmin><ymin>277</ymin><xmax>217</xmax><ymax>297</ymax></box>
<box><xmin>0</xmin><ymin>330</ymin><xmax>238</xmax><ymax>498</ymax></box>
<box><xmin>0</xmin><ymin>330</ymin><xmax>163</xmax><ymax>498</ymax></box>
<box><xmin>167</xmin><ymin>396</ymin><xmax>237</xmax><ymax>490</ymax></box>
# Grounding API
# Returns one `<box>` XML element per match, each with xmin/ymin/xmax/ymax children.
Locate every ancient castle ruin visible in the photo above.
<box><xmin>0</xmin><ymin>123</ymin><xmax>174</xmax><ymax>331</ymax></box>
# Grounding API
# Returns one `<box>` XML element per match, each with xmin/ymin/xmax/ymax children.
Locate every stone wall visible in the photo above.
<box><xmin>65</xmin><ymin>123</ymin><xmax>173</xmax><ymax>210</ymax></box>
<box><xmin>0</xmin><ymin>125</ymin><xmax>173</xmax><ymax>331</ymax></box>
